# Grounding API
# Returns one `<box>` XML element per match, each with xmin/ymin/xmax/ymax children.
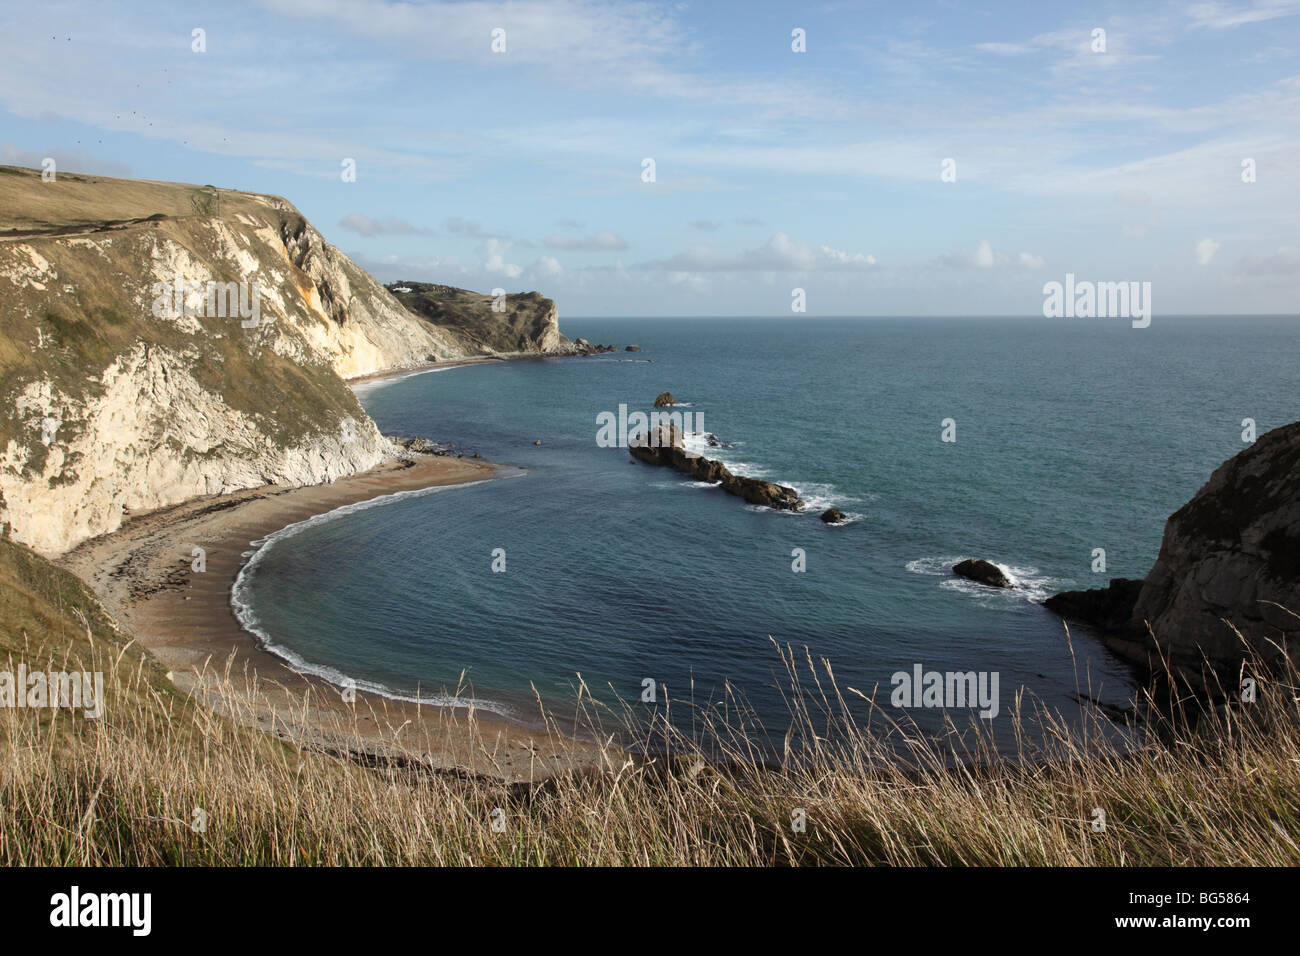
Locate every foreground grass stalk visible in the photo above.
<box><xmin>2</xmin><ymin>539</ymin><xmax>1297</xmax><ymax>866</ymax></box>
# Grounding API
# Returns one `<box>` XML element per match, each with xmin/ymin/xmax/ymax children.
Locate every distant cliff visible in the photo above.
<box><xmin>0</xmin><ymin>166</ymin><xmax>571</xmax><ymax>556</ymax></box>
<box><xmin>1046</xmin><ymin>421</ymin><xmax>1300</xmax><ymax>687</ymax></box>
<box><xmin>388</xmin><ymin>282</ymin><xmax>569</xmax><ymax>354</ymax></box>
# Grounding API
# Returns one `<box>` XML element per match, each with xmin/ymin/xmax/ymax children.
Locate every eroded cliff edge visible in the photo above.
<box><xmin>0</xmin><ymin>167</ymin><xmax>572</xmax><ymax>556</ymax></box>
<box><xmin>1046</xmin><ymin>420</ymin><xmax>1300</xmax><ymax>688</ymax></box>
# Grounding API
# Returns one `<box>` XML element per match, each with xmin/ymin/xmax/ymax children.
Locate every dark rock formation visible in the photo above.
<box><xmin>690</xmin><ymin>456</ymin><xmax>732</xmax><ymax>483</ymax></box>
<box><xmin>1045</xmin><ymin>421</ymin><xmax>1300</xmax><ymax>688</ymax></box>
<box><xmin>1043</xmin><ymin>579</ymin><xmax>1143</xmax><ymax>631</ymax></box>
<box><xmin>396</xmin><ymin>436</ymin><xmax>456</xmax><ymax>456</ymax></box>
<box><xmin>629</xmin><ymin>423</ymin><xmax>804</xmax><ymax>512</ymax></box>
<box><xmin>820</xmin><ymin>508</ymin><xmax>846</xmax><ymax>524</ymax></box>
<box><xmin>570</xmin><ymin>338</ymin><xmax>619</xmax><ymax>355</ymax></box>
<box><xmin>953</xmin><ymin>558</ymin><xmax>1013</xmax><ymax>589</ymax></box>
<box><xmin>625</xmin><ymin>345</ymin><xmax>642</xmax><ymax>352</ymax></box>
<box><xmin>720</xmin><ymin>474</ymin><xmax>804</xmax><ymax>510</ymax></box>
<box><xmin>399</xmin><ymin>436</ymin><xmax>435</xmax><ymax>454</ymax></box>
<box><xmin>654</xmin><ymin>391</ymin><xmax>675</xmax><ymax>407</ymax></box>
<box><xmin>1043</xmin><ymin>579</ymin><xmax>1150</xmax><ymax>665</ymax></box>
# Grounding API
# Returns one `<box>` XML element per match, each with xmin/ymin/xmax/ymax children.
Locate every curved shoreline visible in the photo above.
<box><xmin>345</xmin><ymin>351</ymin><xmax>586</xmax><ymax>395</ymax></box>
<box><xmin>57</xmin><ymin>452</ymin><xmax>607</xmax><ymax>782</ymax></box>
<box><xmin>230</xmin><ymin>472</ymin><xmax>525</xmax><ymax>721</ymax></box>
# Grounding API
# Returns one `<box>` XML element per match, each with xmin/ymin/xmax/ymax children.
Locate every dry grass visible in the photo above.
<box><xmin>0</xmin><ymin>163</ymin><xmax>260</xmax><ymax>233</ymax></box>
<box><xmin>1</xmin><ymin>536</ymin><xmax>1298</xmax><ymax>866</ymax></box>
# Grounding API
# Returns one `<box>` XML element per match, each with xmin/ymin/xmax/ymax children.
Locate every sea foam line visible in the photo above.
<box><xmin>906</xmin><ymin>555</ymin><xmax>1071</xmax><ymax>604</ymax></box>
<box><xmin>230</xmin><ymin>474</ymin><xmax>523</xmax><ymax>719</ymax></box>
<box><xmin>678</xmin><ymin>430</ymin><xmax>865</xmax><ymax>521</ymax></box>
<box><xmin>350</xmin><ymin>360</ymin><xmax>497</xmax><ymax>398</ymax></box>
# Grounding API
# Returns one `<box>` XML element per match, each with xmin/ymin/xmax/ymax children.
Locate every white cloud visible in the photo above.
<box><xmin>251</xmin><ymin>0</ymin><xmax>827</xmax><ymax>113</ymax></box>
<box><xmin>973</xmin><ymin>41</ymin><xmax>1029</xmax><ymax>55</ymax></box>
<box><xmin>665</xmin><ymin>271</ymin><xmax>710</xmax><ymax>293</ymax></box>
<box><xmin>1237</xmin><ymin>244</ymin><xmax>1300</xmax><ymax>274</ymax></box>
<box><xmin>1123</xmin><ymin>215</ymin><xmax>1162</xmax><ymax>238</ymax></box>
<box><xmin>534</xmin><ymin>256</ymin><xmax>564</xmax><ymax>279</ymax></box>
<box><xmin>543</xmin><ymin>230</ymin><xmax>628</xmax><ymax>251</ymax></box>
<box><xmin>1186</xmin><ymin>1</ymin><xmax>1300</xmax><ymax>30</ymax></box>
<box><xmin>339</xmin><ymin>212</ymin><xmax>426</xmax><ymax>237</ymax></box>
<box><xmin>639</xmin><ymin>233</ymin><xmax>877</xmax><ymax>272</ymax></box>
<box><xmin>478</xmin><ymin>238</ymin><xmax>523</xmax><ymax>278</ymax></box>
<box><xmin>446</xmin><ymin>217</ymin><xmax>498</xmax><ymax>238</ymax></box>
<box><xmin>350</xmin><ymin>248</ymin><xmax>562</xmax><ymax>289</ymax></box>
<box><xmin>1196</xmin><ymin>237</ymin><xmax>1222</xmax><ymax>264</ymax></box>
<box><xmin>939</xmin><ymin>240</ymin><xmax>1045</xmax><ymax>270</ymax></box>
<box><xmin>971</xmin><ymin>27</ymin><xmax>1160</xmax><ymax>76</ymax></box>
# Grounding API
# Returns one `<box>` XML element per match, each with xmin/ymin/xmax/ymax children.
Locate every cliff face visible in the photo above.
<box><xmin>1047</xmin><ymin>421</ymin><xmax>1300</xmax><ymax>684</ymax></box>
<box><xmin>1131</xmin><ymin>422</ymin><xmax>1300</xmax><ymax>676</ymax></box>
<box><xmin>389</xmin><ymin>282</ymin><xmax>570</xmax><ymax>355</ymax></box>
<box><xmin>0</xmin><ymin>167</ymin><xmax>568</xmax><ymax>556</ymax></box>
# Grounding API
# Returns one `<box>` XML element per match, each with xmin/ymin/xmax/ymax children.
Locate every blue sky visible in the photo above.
<box><xmin>2</xmin><ymin>0</ymin><xmax>1298</xmax><ymax>316</ymax></box>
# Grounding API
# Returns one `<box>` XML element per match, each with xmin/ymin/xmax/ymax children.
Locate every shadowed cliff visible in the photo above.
<box><xmin>1047</xmin><ymin>420</ymin><xmax>1300</xmax><ymax>688</ymax></box>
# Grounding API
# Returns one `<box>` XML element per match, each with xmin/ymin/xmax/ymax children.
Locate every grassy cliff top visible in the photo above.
<box><xmin>0</xmin><ymin>167</ymin><xmax>367</xmax><ymax>467</ymax></box>
<box><xmin>0</xmin><ymin>164</ymin><xmax>276</xmax><ymax>236</ymax></box>
<box><xmin>388</xmin><ymin>280</ymin><xmax>565</xmax><ymax>354</ymax></box>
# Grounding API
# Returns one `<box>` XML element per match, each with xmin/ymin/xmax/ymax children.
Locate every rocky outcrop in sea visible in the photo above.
<box><xmin>628</xmin><ymin>422</ymin><xmax>805</xmax><ymax>512</ymax></box>
<box><xmin>1046</xmin><ymin>421</ymin><xmax>1300</xmax><ymax>687</ymax></box>
<box><xmin>953</xmin><ymin>559</ymin><xmax>1014</xmax><ymax>589</ymax></box>
<box><xmin>569</xmin><ymin>338</ymin><xmax>620</xmax><ymax>355</ymax></box>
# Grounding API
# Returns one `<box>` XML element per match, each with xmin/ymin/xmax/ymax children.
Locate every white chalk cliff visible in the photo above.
<box><xmin>0</xmin><ymin>168</ymin><xmax>570</xmax><ymax>556</ymax></box>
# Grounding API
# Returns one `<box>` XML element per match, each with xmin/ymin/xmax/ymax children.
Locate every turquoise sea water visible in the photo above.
<box><xmin>233</xmin><ymin>315</ymin><xmax>1298</xmax><ymax>746</ymax></box>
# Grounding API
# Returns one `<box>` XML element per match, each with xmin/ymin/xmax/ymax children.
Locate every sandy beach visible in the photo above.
<box><xmin>344</xmin><ymin>354</ymin><xmax>513</xmax><ymax>388</ymax></box>
<box><xmin>58</xmin><ymin>450</ymin><xmax>609</xmax><ymax>783</ymax></box>
<box><xmin>345</xmin><ymin>351</ymin><xmax>578</xmax><ymax>390</ymax></box>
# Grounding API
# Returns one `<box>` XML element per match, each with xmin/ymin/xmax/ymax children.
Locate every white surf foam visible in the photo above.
<box><xmin>649</xmin><ymin>480</ymin><xmax>720</xmax><ymax>490</ymax></box>
<box><xmin>906</xmin><ymin>555</ymin><xmax>1070</xmax><ymax>604</ymax></box>
<box><xmin>350</xmin><ymin>361</ymin><xmax>487</xmax><ymax>398</ymax></box>
<box><xmin>670</xmin><ymin>429</ymin><xmax>864</xmax><ymax>520</ymax></box>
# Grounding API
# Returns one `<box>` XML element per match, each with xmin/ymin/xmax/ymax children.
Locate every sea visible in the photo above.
<box><xmin>230</xmin><ymin>315</ymin><xmax>1299</xmax><ymax>751</ymax></box>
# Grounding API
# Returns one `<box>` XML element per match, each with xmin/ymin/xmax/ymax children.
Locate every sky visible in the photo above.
<box><xmin>1</xmin><ymin>0</ymin><xmax>1298</xmax><ymax>316</ymax></box>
